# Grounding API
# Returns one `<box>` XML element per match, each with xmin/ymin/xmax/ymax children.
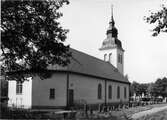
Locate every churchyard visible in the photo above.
<box><xmin>1</xmin><ymin>101</ymin><xmax>167</xmax><ymax>120</ymax></box>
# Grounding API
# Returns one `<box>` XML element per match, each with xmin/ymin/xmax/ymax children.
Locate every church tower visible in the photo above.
<box><xmin>99</xmin><ymin>6</ymin><xmax>124</xmax><ymax>75</ymax></box>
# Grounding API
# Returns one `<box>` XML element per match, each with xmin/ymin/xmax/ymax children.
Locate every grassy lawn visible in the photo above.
<box><xmin>110</xmin><ymin>103</ymin><xmax>167</xmax><ymax>120</ymax></box>
<box><xmin>136</xmin><ymin>109</ymin><xmax>167</xmax><ymax>120</ymax></box>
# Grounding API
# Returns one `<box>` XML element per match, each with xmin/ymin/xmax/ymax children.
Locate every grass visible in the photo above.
<box><xmin>136</xmin><ymin>109</ymin><xmax>167</xmax><ymax>120</ymax></box>
<box><xmin>110</xmin><ymin>103</ymin><xmax>167</xmax><ymax>120</ymax></box>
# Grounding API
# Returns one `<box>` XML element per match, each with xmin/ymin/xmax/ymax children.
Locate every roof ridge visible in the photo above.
<box><xmin>71</xmin><ymin>48</ymin><xmax>121</xmax><ymax>72</ymax></box>
<box><xmin>69</xmin><ymin>48</ymin><xmax>128</xmax><ymax>82</ymax></box>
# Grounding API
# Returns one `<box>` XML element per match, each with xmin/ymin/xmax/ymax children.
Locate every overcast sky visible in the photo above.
<box><xmin>60</xmin><ymin>0</ymin><xmax>167</xmax><ymax>83</ymax></box>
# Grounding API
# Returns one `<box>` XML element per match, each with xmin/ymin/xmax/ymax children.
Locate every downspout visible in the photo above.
<box><xmin>66</xmin><ymin>70</ymin><xmax>69</xmax><ymax>109</ymax></box>
<box><xmin>128</xmin><ymin>83</ymin><xmax>131</xmax><ymax>103</ymax></box>
<box><xmin>105</xmin><ymin>80</ymin><xmax>107</xmax><ymax>106</ymax></box>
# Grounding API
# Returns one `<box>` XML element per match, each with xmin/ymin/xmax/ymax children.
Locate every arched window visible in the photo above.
<box><xmin>118</xmin><ymin>54</ymin><xmax>120</xmax><ymax>63</ymax></box>
<box><xmin>120</xmin><ymin>55</ymin><xmax>122</xmax><ymax>64</ymax></box>
<box><xmin>98</xmin><ymin>84</ymin><xmax>102</xmax><ymax>99</ymax></box>
<box><xmin>117</xmin><ymin>86</ymin><xmax>120</xmax><ymax>99</ymax></box>
<box><xmin>124</xmin><ymin>87</ymin><xmax>127</xmax><ymax>99</ymax></box>
<box><xmin>109</xmin><ymin>53</ymin><xmax>112</xmax><ymax>62</ymax></box>
<box><xmin>104</xmin><ymin>54</ymin><xmax>107</xmax><ymax>61</ymax></box>
<box><xmin>108</xmin><ymin>85</ymin><xmax>112</xmax><ymax>99</ymax></box>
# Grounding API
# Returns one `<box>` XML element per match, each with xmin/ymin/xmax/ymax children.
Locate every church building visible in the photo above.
<box><xmin>8</xmin><ymin>8</ymin><xmax>130</xmax><ymax>109</ymax></box>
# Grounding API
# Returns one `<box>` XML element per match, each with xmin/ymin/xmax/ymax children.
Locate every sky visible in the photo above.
<box><xmin>60</xmin><ymin>0</ymin><xmax>167</xmax><ymax>83</ymax></box>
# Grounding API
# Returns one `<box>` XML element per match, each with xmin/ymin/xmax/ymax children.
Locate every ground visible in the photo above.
<box><xmin>135</xmin><ymin>109</ymin><xmax>167</xmax><ymax>120</ymax></box>
<box><xmin>1</xmin><ymin>103</ymin><xmax>167</xmax><ymax>119</ymax></box>
<box><xmin>112</xmin><ymin>103</ymin><xmax>167</xmax><ymax>120</ymax></box>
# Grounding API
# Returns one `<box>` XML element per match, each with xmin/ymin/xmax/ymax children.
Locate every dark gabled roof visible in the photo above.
<box><xmin>5</xmin><ymin>48</ymin><xmax>129</xmax><ymax>84</ymax></box>
<box><xmin>66</xmin><ymin>48</ymin><xmax>130</xmax><ymax>84</ymax></box>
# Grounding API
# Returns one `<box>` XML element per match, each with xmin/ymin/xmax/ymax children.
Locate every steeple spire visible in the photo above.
<box><xmin>110</xmin><ymin>4</ymin><xmax>115</xmax><ymax>26</ymax></box>
<box><xmin>106</xmin><ymin>4</ymin><xmax>118</xmax><ymax>38</ymax></box>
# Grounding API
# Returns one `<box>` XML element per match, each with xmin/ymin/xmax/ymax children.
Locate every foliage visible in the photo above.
<box><xmin>145</xmin><ymin>4</ymin><xmax>167</xmax><ymax>36</ymax></box>
<box><xmin>130</xmin><ymin>81</ymin><xmax>149</xmax><ymax>97</ymax></box>
<box><xmin>151</xmin><ymin>77</ymin><xmax>167</xmax><ymax>98</ymax></box>
<box><xmin>130</xmin><ymin>81</ymin><xmax>140</xmax><ymax>96</ymax></box>
<box><xmin>0</xmin><ymin>78</ymin><xmax>8</xmax><ymax>97</ymax></box>
<box><xmin>1</xmin><ymin>0</ymin><xmax>71</xmax><ymax>80</ymax></box>
<box><xmin>130</xmin><ymin>77</ymin><xmax>167</xmax><ymax>98</ymax></box>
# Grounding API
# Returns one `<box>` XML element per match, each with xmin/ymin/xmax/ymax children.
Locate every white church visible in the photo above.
<box><xmin>8</xmin><ymin>8</ymin><xmax>130</xmax><ymax>109</ymax></box>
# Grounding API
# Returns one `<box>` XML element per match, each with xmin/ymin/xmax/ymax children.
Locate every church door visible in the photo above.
<box><xmin>68</xmin><ymin>89</ymin><xmax>74</xmax><ymax>106</ymax></box>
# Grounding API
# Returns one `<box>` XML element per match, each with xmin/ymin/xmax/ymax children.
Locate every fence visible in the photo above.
<box><xmin>1</xmin><ymin>99</ymin><xmax>165</xmax><ymax>119</ymax></box>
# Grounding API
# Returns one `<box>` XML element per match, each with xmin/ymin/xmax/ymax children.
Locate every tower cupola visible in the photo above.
<box><xmin>100</xmin><ymin>5</ymin><xmax>123</xmax><ymax>51</ymax></box>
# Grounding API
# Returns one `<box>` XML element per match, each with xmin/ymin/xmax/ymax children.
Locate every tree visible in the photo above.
<box><xmin>145</xmin><ymin>4</ymin><xmax>167</xmax><ymax>36</ymax></box>
<box><xmin>139</xmin><ymin>83</ymin><xmax>149</xmax><ymax>96</ymax></box>
<box><xmin>130</xmin><ymin>81</ymin><xmax>141</xmax><ymax>96</ymax></box>
<box><xmin>147</xmin><ymin>82</ymin><xmax>155</xmax><ymax>97</ymax></box>
<box><xmin>152</xmin><ymin>77</ymin><xmax>167</xmax><ymax>98</ymax></box>
<box><xmin>1</xmin><ymin>0</ymin><xmax>71</xmax><ymax>80</ymax></box>
<box><xmin>0</xmin><ymin>76</ymin><xmax>8</xmax><ymax>97</ymax></box>
<box><xmin>130</xmin><ymin>81</ymin><xmax>150</xmax><ymax>97</ymax></box>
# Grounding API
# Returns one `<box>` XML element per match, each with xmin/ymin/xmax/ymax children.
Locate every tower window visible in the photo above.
<box><xmin>16</xmin><ymin>81</ymin><xmax>23</xmax><ymax>94</ymax></box>
<box><xmin>108</xmin><ymin>85</ymin><xmax>112</xmax><ymax>99</ymax></box>
<box><xmin>98</xmin><ymin>84</ymin><xmax>102</xmax><ymax>99</ymax></box>
<box><xmin>104</xmin><ymin>54</ymin><xmax>107</xmax><ymax>61</ymax></box>
<box><xmin>109</xmin><ymin>53</ymin><xmax>112</xmax><ymax>62</ymax></box>
<box><xmin>121</xmin><ymin>55</ymin><xmax>123</xmax><ymax>64</ymax></box>
<box><xmin>118</xmin><ymin>54</ymin><xmax>122</xmax><ymax>64</ymax></box>
<box><xmin>118</xmin><ymin>54</ymin><xmax>120</xmax><ymax>63</ymax></box>
<box><xmin>49</xmin><ymin>88</ymin><xmax>55</xmax><ymax>99</ymax></box>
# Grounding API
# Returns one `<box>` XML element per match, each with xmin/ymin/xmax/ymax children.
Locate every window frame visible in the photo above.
<box><xmin>118</xmin><ymin>54</ymin><xmax>120</xmax><ymax>63</ymax></box>
<box><xmin>117</xmin><ymin>86</ymin><xmax>120</xmax><ymax>99</ymax></box>
<box><xmin>16</xmin><ymin>81</ymin><xmax>23</xmax><ymax>94</ymax></box>
<box><xmin>49</xmin><ymin>88</ymin><xmax>55</xmax><ymax>99</ymax></box>
<box><xmin>109</xmin><ymin>53</ymin><xmax>112</xmax><ymax>62</ymax></box>
<box><xmin>98</xmin><ymin>84</ymin><xmax>102</xmax><ymax>99</ymax></box>
<box><xmin>108</xmin><ymin>85</ymin><xmax>112</xmax><ymax>99</ymax></box>
<box><xmin>120</xmin><ymin>55</ymin><xmax>122</xmax><ymax>64</ymax></box>
<box><xmin>104</xmin><ymin>54</ymin><xmax>107</xmax><ymax>61</ymax></box>
<box><xmin>124</xmin><ymin>87</ymin><xmax>127</xmax><ymax>99</ymax></box>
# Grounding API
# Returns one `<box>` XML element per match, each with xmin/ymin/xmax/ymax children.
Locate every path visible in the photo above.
<box><xmin>131</xmin><ymin>104</ymin><xmax>167</xmax><ymax>119</ymax></box>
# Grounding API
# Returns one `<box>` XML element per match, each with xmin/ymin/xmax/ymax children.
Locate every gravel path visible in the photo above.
<box><xmin>131</xmin><ymin>104</ymin><xmax>167</xmax><ymax>119</ymax></box>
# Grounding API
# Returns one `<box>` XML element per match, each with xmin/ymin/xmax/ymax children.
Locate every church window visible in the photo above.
<box><xmin>49</xmin><ymin>88</ymin><xmax>55</xmax><ymax>99</ymax></box>
<box><xmin>124</xmin><ymin>87</ymin><xmax>127</xmax><ymax>99</ymax></box>
<box><xmin>118</xmin><ymin>54</ymin><xmax>120</xmax><ymax>63</ymax></box>
<box><xmin>109</xmin><ymin>53</ymin><xmax>112</xmax><ymax>62</ymax></box>
<box><xmin>98</xmin><ymin>84</ymin><xmax>102</xmax><ymax>99</ymax></box>
<box><xmin>117</xmin><ymin>86</ymin><xmax>120</xmax><ymax>99</ymax></box>
<box><xmin>118</xmin><ymin>54</ymin><xmax>122</xmax><ymax>64</ymax></box>
<box><xmin>16</xmin><ymin>81</ymin><xmax>23</xmax><ymax>94</ymax></box>
<box><xmin>120</xmin><ymin>55</ymin><xmax>122</xmax><ymax>64</ymax></box>
<box><xmin>104</xmin><ymin>54</ymin><xmax>107</xmax><ymax>61</ymax></box>
<box><xmin>108</xmin><ymin>85</ymin><xmax>112</xmax><ymax>99</ymax></box>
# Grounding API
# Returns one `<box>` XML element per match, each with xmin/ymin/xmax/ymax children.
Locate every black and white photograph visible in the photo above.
<box><xmin>1</xmin><ymin>0</ymin><xmax>167</xmax><ymax>119</ymax></box>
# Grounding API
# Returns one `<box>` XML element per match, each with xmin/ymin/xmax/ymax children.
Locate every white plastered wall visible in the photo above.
<box><xmin>8</xmin><ymin>78</ymin><xmax>32</xmax><ymax>108</ymax></box>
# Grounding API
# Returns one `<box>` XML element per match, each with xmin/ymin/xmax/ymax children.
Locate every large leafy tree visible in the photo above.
<box><xmin>145</xmin><ymin>4</ymin><xmax>167</xmax><ymax>36</ymax></box>
<box><xmin>130</xmin><ymin>81</ymin><xmax>151</xmax><ymax>97</ymax></box>
<box><xmin>130</xmin><ymin>81</ymin><xmax>140</xmax><ymax>96</ymax></box>
<box><xmin>1</xmin><ymin>0</ymin><xmax>71</xmax><ymax>80</ymax></box>
<box><xmin>151</xmin><ymin>77</ymin><xmax>167</xmax><ymax>98</ymax></box>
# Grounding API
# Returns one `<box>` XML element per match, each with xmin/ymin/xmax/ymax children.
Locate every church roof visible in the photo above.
<box><xmin>64</xmin><ymin>48</ymin><xmax>130</xmax><ymax>84</ymax></box>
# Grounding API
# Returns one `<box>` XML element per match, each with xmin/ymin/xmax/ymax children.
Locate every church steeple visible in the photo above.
<box><xmin>109</xmin><ymin>4</ymin><xmax>115</xmax><ymax>27</ymax></box>
<box><xmin>99</xmin><ymin>5</ymin><xmax>124</xmax><ymax>75</ymax></box>
<box><xmin>106</xmin><ymin>5</ymin><xmax>118</xmax><ymax>38</ymax></box>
